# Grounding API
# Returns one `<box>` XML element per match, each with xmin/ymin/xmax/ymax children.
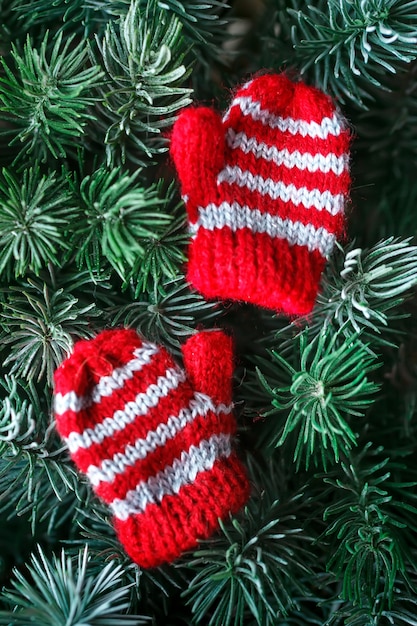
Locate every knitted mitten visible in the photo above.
<box><xmin>53</xmin><ymin>328</ymin><xmax>250</xmax><ymax>568</ymax></box>
<box><xmin>170</xmin><ymin>72</ymin><xmax>351</xmax><ymax>315</ymax></box>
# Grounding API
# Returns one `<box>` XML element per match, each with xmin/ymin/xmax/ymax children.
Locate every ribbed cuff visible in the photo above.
<box><xmin>114</xmin><ymin>454</ymin><xmax>250</xmax><ymax>568</ymax></box>
<box><xmin>187</xmin><ymin>228</ymin><xmax>326</xmax><ymax>315</ymax></box>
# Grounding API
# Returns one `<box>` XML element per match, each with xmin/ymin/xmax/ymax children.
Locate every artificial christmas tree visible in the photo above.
<box><xmin>1</xmin><ymin>1</ymin><xmax>417</xmax><ymax>625</ymax></box>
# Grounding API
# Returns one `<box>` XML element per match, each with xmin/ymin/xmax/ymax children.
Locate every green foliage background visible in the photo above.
<box><xmin>1</xmin><ymin>1</ymin><xmax>417</xmax><ymax>624</ymax></box>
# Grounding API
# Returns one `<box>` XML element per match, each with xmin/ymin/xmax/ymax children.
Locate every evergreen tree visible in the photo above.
<box><xmin>1</xmin><ymin>1</ymin><xmax>417</xmax><ymax>624</ymax></box>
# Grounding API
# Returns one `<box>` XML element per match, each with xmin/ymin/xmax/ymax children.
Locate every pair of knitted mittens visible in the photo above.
<box><xmin>54</xmin><ymin>72</ymin><xmax>352</xmax><ymax>569</ymax></box>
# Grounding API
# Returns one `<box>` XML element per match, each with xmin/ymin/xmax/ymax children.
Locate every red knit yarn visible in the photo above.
<box><xmin>170</xmin><ymin>72</ymin><xmax>352</xmax><ymax>315</ymax></box>
<box><xmin>53</xmin><ymin>328</ymin><xmax>250</xmax><ymax>568</ymax></box>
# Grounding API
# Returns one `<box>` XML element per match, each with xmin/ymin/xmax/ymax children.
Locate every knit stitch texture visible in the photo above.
<box><xmin>170</xmin><ymin>72</ymin><xmax>351</xmax><ymax>315</ymax></box>
<box><xmin>53</xmin><ymin>328</ymin><xmax>250</xmax><ymax>568</ymax></box>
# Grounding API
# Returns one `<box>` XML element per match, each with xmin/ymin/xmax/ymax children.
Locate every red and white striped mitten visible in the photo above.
<box><xmin>170</xmin><ymin>72</ymin><xmax>351</xmax><ymax>315</ymax></box>
<box><xmin>53</xmin><ymin>328</ymin><xmax>250</xmax><ymax>568</ymax></box>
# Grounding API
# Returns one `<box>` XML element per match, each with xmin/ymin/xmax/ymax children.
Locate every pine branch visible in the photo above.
<box><xmin>0</xmin><ymin>0</ymin><xmax>29</xmax><ymax>47</ymax></box>
<box><xmin>0</xmin><ymin>375</ymin><xmax>47</xmax><ymax>456</ymax></box>
<box><xmin>321</xmin><ymin>443</ymin><xmax>417</xmax><ymax>611</ymax></box>
<box><xmin>0</xmin><ymin>273</ymin><xmax>100</xmax><ymax>385</ymax></box>
<box><xmin>0</xmin><ymin>166</ymin><xmax>77</xmax><ymax>279</ymax></box>
<box><xmin>0</xmin><ymin>375</ymin><xmax>84</xmax><ymax>534</ymax></box>
<box><xmin>254</xmin><ymin>328</ymin><xmax>379</xmax><ymax>469</ymax></box>
<box><xmin>350</xmin><ymin>174</ymin><xmax>417</xmax><ymax>244</ymax></box>
<box><xmin>353</xmin><ymin>62</ymin><xmax>417</xmax><ymax>179</ymax></box>
<box><xmin>12</xmin><ymin>0</ymin><xmax>85</xmax><ymax>29</ymax></box>
<box><xmin>126</xmin><ymin>214</ymin><xmax>188</xmax><ymax>296</ymax></box>
<box><xmin>124</xmin><ymin>186</ymin><xmax>188</xmax><ymax>296</ymax></box>
<box><xmin>91</xmin><ymin>0</ymin><xmax>192</xmax><ymax>166</ymax></box>
<box><xmin>384</xmin><ymin>302</ymin><xmax>417</xmax><ymax>421</ymax></box>
<box><xmin>83</xmin><ymin>0</ymin><xmax>135</xmax><ymax>15</ymax></box>
<box><xmin>309</xmin><ymin>238</ymin><xmax>417</xmax><ymax>349</ymax></box>
<box><xmin>18</xmin><ymin>0</ymin><xmax>232</xmax><ymax>64</ymax></box>
<box><xmin>69</xmin><ymin>167</ymin><xmax>173</xmax><ymax>280</ymax></box>
<box><xmin>348</xmin><ymin>64</ymin><xmax>417</xmax><ymax>241</ymax></box>
<box><xmin>0</xmin><ymin>453</ymin><xmax>84</xmax><ymax>535</ymax></box>
<box><xmin>140</xmin><ymin>0</ymin><xmax>231</xmax><ymax>69</ymax></box>
<box><xmin>327</xmin><ymin>591</ymin><xmax>417</xmax><ymax>626</ymax></box>
<box><xmin>0</xmin><ymin>546</ymin><xmax>149</xmax><ymax>625</ymax></box>
<box><xmin>267</xmin><ymin>0</ymin><xmax>417</xmax><ymax>107</ymax></box>
<box><xmin>11</xmin><ymin>0</ymin><xmax>124</xmax><ymax>35</ymax></box>
<box><xmin>0</xmin><ymin>31</ymin><xmax>103</xmax><ymax>164</ymax></box>
<box><xmin>89</xmin><ymin>0</ymin><xmax>231</xmax><ymax>66</ymax></box>
<box><xmin>53</xmin><ymin>266</ymin><xmax>116</xmax><ymax>310</ymax></box>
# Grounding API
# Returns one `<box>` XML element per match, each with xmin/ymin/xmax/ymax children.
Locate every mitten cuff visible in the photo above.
<box><xmin>187</xmin><ymin>227</ymin><xmax>327</xmax><ymax>315</ymax></box>
<box><xmin>114</xmin><ymin>452</ymin><xmax>250</xmax><ymax>568</ymax></box>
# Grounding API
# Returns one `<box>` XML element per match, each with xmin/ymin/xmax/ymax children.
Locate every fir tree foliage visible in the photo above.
<box><xmin>265</xmin><ymin>0</ymin><xmax>417</xmax><ymax>106</ymax></box>
<box><xmin>0</xmin><ymin>275</ymin><xmax>98</xmax><ymax>384</ymax></box>
<box><xmin>256</xmin><ymin>328</ymin><xmax>379</xmax><ymax>469</ymax></box>
<box><xmin>16</xmin><ymin>0</ymin><xmax>230</xmax><ymax>64</ymax></box>
<box><xmin>92</xmin><ymin>0</ymin><xmax>192</xmax><ymax>166</ymax></box>
<box><xmin>322</xmin><ymin>443</ymin><xmax>417</xmax><ymax>615</ymax></box>
<box><xmin>73</xmin><ymin>502</ymin><xmax>192</xmax><ymax>621</ymax></box>
<box><xmin>0</xmin><ymin>546</ymin><xmax>148</xmax><ymax>624</ymax></box>
<box><xmin>129</xmin><ymin>0</ymin><xmax>231</xmax><ymax>65</ymax></box>
<box><xmin>0</xmin><ymin>375</ymin><xmax>47</xmax><ymax>455</ymax></box>
<box><xmin>70</xmin><ymin>167</ymin><xmax>173</xmax><ymax>278</ymax></box>
<box><xmin>0</xmin><ymin>399</ymin><xmax>82</xmax><ymax>535</ymax></box>
<box><xmin>325</xmin><ymin>568</ymin><xmax>417</xmax><ymax>625</ymax></box>
<box><xmin>12</xmin><ymin>0</ymin><xmax>106</xmax><ymax>34</ymax></box>
<box><xmin>142</xmin><ymin>0</ymin><xmax>232</xmax><ymax>73</ymax></box>
<box><xmin>0</xmin><ymin>1</ymin><xmax>30</xmax><ymax>48</ymax></box>
<box><xmin>1</xmin><ymin>0</ymin><xmax>417</xmax><ymax>625</ymax></box>
<box><xmin>0</xmin><ymin>451</ymin><xmax>82</xmax><ymax>534</ymax></box>
<box><xmin>126</xmin><ymin>205</ymin><xmax>188</xmax><ymax>295</ymax></box>
<box><xmin>0</xmin><ymin>370</ymin><xmax>84</xmax><ymax>535</ymax></box>
<box><xmin>0</xmin><ymin>31</ymin><xmax>103</xmax><ymax>163</ymax></box>
<box><xmin>0</xmin><ymin>166</ymin><xmax>77</xmax><ymax>278</ymax></box>
<box><xmin>307</xmin><ymin>238</ymin><xmax>417</xmax><ymax>347</ymax></box>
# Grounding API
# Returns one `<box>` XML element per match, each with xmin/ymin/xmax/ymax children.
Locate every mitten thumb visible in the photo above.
<box><xmin>182</xmin><ymin>330</ymin><xmax>234</xmax><ymax>405</ymax></box>
<box><xmin>170</xmin><ymin>107</ymin><xmax>225</xmax><ymax>222</ymax></box>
